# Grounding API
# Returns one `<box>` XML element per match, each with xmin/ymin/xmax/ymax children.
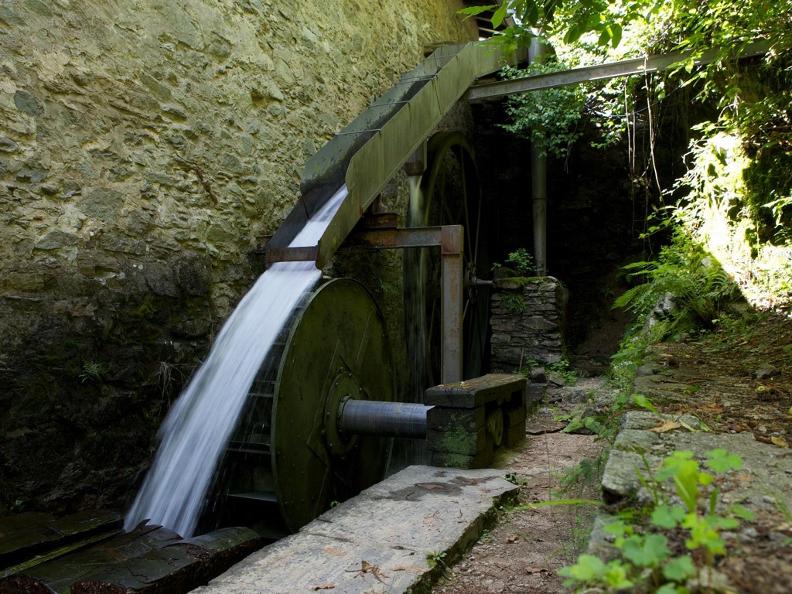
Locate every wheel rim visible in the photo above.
<box><xmin>404</xmin><ymin>132</ymin><xmax>491</xmax><ymax>394</ymax></box>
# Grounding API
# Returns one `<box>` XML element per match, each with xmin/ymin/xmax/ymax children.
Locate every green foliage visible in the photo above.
<box><xmin>500</xmin><ymin>62</ymin><xmax>586</xmax><ymax>159</ymax></box>
<box><xmin>459</xmin><ymin>0</ymin><xmax>663</xmax><ymax>52</ymax></box>
<box><xmin>499</xmin><ymin>58</ymin><xmax>628</xmax><ymax>159</ymax></box>
<box><xmin>614</xmin><ymin>232</ymin><xmax>737</xmax><ymax>336</ymax></box>
<box><xmin>561</xmin><ymin>449</ymin><xmax>749</xmax><ymax>592</ymax></box>
<box><xmin>79</xmin><ymin>361</ymin><xmax>107</xmax><ymax>384</ymax></box>
<box><xmin>505</xmin><ymin>248</ymin><xmax>535</xmax><ymax>276</ymax></box>
<box><xmin>426</xmin><ymin>550</ymin><xmax>447</xmax><ymax>569</ymax></box>
<box><xmin>502</xmin><ymin>293</ymin><xmax>528</xmax><ymax>314</ymax></box>
<box><xmin>547</xmin><ymin>358</ymin><xmax>577</xmax><ymax>385</ymax></box>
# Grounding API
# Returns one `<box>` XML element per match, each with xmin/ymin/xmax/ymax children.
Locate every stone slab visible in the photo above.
<box><xmin>424</xmin><ymin>374</ymin><xmax>526</xmax><ymax>409</ymax></box>
<box><xmin>193</xmin><ymin>465</ymin><xmax>518</xmax><ymax>594</ymax></box>
<box><xmin>600</xmin><ymin>411</ymin><xmax>792</xmax><ymax>512</ymax></box>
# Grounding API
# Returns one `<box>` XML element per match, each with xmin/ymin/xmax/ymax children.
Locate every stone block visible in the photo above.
<box><xmin>426</xmin><ymin>426</ymin><xmax>488</xmax><ymax>456</ymax></box>
<box><xmin>425</xmin><ymin>374</ymin><xmax>526</xmax><ymax>409</ymax></box>
<box><xmin>429</xmin><ymin>448</ymin><xmax>493</xmax><ymax>469</ymax></box>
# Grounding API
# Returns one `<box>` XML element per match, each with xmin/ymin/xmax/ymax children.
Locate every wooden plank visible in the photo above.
<box><xmin>1</xmin><ymin>526</ymin><xmax>262</xmax><ymax>594</ymax></box>
<box><xmin>0</xmin><ymin>510</ymin><xmax>121</xmax><ymax>573</ymax></box>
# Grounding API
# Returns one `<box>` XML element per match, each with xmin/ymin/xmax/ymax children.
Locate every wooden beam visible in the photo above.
<box><xmin>468</xmin><ymin>40</ymin><xmax>770</xmax><ymax>102</ymax></box>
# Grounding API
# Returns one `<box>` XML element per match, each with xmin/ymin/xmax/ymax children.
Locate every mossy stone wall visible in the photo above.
<box><xmin>0</xmin><ymin>0</ymin><xmax>476</xmax><ymax>514</ymax></box>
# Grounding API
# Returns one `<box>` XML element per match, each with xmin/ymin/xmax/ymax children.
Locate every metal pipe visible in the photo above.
<box><xmin>529</xmin><ymin>37</ymin><xmax>550</xmax><ymax>276</ymax></box>
<box><xmin>337</xmin><ymin>399</ymin><xmax>431</xmax><ymax>439</ymax></box>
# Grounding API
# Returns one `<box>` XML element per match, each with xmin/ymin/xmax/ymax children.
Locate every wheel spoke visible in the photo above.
<box><xmin>460</xmin><ymin>149</ymin><xmax>474</xmax><ymax>259</ymax></box>
<box><xmin>473</xmin><ymin>183</ymin><xmax>482</xmax><ymax>272</ymax></box>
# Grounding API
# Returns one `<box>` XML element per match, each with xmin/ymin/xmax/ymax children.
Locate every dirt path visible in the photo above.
<box><xmin>434</xmin><ymin>425</ymin><xmax>601</xmax><ymax>593</ymax></box>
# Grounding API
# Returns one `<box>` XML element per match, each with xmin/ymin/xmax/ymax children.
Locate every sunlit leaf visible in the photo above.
<box><xmin>651</xmin><ymin>504</ymin><xmax>686</xmax><ymax>529</ymax></box>
<box><xmin>704</xmin><ymin>449</ymin><xmax>743</xmax><ymax>473</ymax></box>
<box><xmin>558</xmin><ymin>554</ymin><xmax>606</xmax><ymax>581</ymax></box>
<box><xmin>622</xmin><ymin>533</ymin><xmax>669</xmax><ymax>567</ymax></box>
<box><xmin>491</xmin><ymin>3</ymin><xmax>508</xmax><ymax>28</ymax></box>
<box><xmin>662</xmin><ymin>554</ymin><xmax>696</xmax><ymax>582</ymax></box>
<box><xmin>457</xmin><ymin>4</ymin><xmax>498</xmax><ymax>19</ymax></box>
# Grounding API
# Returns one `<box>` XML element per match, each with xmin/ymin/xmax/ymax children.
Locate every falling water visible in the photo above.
<box><xmin>124</xmin><ymin>186</ymin><xmax>348</xmax><ymax>537</ymax></box>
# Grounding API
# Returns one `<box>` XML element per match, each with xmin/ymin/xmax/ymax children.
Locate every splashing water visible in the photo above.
<box><xmin>124</xmin><ymin>187</ymin><xmax>347</xmax><ymax>537</ymax></box>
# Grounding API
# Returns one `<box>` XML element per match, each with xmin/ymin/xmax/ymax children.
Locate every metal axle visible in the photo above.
<box><xmin>337</xmin><ymin>399</ymin><xmax>431</xmax><ymax>439</ymax></box>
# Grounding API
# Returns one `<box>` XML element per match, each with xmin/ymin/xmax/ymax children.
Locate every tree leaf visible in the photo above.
<box><xmin>622</xmin><ymin>533</ymin><xmax>669</xmax><ymax>567</ymax></box>
<box><xmin>603</xmin><ymin>560</ymin><xmax>633</xmax><ymax>589</ymax></box>
<box><xmin>662</xmin><ymin>554</ymin><xmax>696</xmax><ymax>582</ymax></box>
<box><xmin>491</xmin><ymin>3</ymin><xmax>508</xmax><ymax>28</ymax></box>
<box><xmin>704</xmin><ymin>449</ymin><xmax>743</xmax><ymax>473</ymax></box>
<box><xmin>631</xmin><ymin>393</ymin><xmax>657</xmax><ymax>412</ymax></box>
<box><xmin>730</xmin><ymin>503</ymin><xmax>755</xmax><ymax>521</ymax></box>
<box><xmin>558</xmin><ymin>554</ymin><xmax>606</xmax><ymax>582</ymax></box>
<box><xmin>610</xmin><ymin>22</ymin><xmax>623</xmax><ymax>47</ymax></box>
<box><xmin>651</xmin><ymin>504</ymin><xmax>687</xmax><ymax>529</ymax></box>
<box><xmin>457</xmin><ymin>5</ymin><xmax>498</xmax><ymax>19</ymax></box>
<box><xmin>650</xmin><ymin>420</ymin><xmax>681</xmax><ymax>433</ymax></box>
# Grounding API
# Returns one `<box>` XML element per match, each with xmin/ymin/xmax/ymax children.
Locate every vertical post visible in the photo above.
<box><xmin>441</xmin><ymin>225</ymin><xmax>464</xmax><ymax>383</ymax></box>
<box><xmin>529</xmin><ymin>36</ymin><xmax>549</xmax><ymax>276</ymax></box>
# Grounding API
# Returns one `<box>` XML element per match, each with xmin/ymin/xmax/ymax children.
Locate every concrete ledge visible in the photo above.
<box><xmin>194</xmin><ymin>466</ymin><xmax>518</xmax><ymax>594</ymax></box>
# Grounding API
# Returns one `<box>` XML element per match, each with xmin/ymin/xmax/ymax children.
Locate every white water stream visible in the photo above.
<box><xmin>124</xmin><ymin>186</ymin><xmax>348</xmax><ymax>537</ymax></box>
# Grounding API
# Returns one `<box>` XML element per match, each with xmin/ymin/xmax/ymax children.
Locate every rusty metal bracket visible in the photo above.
<box><xmin>347</xmin><ymin>223</ymin><xmax>464</xmax><ymax>384</ymax></box>
<box><xmin>264</xmin><ymin>245</ymin><xmax>319</xmax><ymax>266</ymax></box>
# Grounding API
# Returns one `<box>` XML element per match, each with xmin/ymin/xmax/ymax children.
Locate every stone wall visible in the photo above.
<box><xmin>0</xmin><ymin>0</ymin><xmax>476</xmax><ymax>514</ymax></box>
<box><xmin>490</xmin><ymin>276</ymin><xmax>567</xmax><ymax>371</ymax></box>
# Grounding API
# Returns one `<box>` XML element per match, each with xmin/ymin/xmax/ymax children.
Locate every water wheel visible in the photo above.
<box><xmin>405</xmin><ymin>131</ymin><xmax>491</xmax><ymax>394</ymax></box>
<box><xmin>206</xmin><ymin>279</ymin><xmax>394</xmax><ymax>536</ymax></box>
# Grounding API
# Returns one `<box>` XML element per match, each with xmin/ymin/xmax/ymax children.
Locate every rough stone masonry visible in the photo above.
<box><xmin>0</xmin><ymin>1</ymin><xmax>476</xmax><ymax>514</ymax></box>
<box><xmin>490</xmin><ymin>276</ymin><xmax>568</xmax><ymax>371</ymax></box>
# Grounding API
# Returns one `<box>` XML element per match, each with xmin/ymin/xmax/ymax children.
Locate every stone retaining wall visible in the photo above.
<box><xmin>490</xmin><ymin>276</ymin><xmax>567</xmax><ymax>371</ymax></box>
<box><xmin>0</xmin><ymin>1</ymin><xmax>476</xmax><ymax>514</ymax></box>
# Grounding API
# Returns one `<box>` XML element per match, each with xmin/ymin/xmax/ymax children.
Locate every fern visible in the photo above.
<box><xmin>615</xmin><ymin>232</ymin><xmax>737</xmax><ymax>338</ymax></box>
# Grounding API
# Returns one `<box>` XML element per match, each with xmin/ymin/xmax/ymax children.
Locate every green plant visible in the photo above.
<box><xmin>79</xmin><ymin>361</ymin><xmax>107</xmax><ymax>383</ymax></box>
<box><xmin>505</xmin><ymin>248</ymin><xmax>536</xmax><ymax>276</ymax></box>
<box><xmin>500</xmin><ymin>62</ymin><xmax>586</xmax><ymax>159</ymax></box>
<box><xmin>458</xmin><ymin>0</ymin><xmax>663</xmax><ymax>52</ymax></box>
<box><xmin>560</xmin><ymin>448</ymin><xmax>751</xmax><ymax>593</ymax></box>
<box><xmin>502</xmin><ymin>293</ymin><xmax>528</xmax><ymax>314</ymax></box>
<box><xmin>560</xmin><ymin>452</ymin><xmax>608</xmax><ymax>491</ymax></box>
<box><xmin>426</xmin><ymin>550</ymin><xmax>447</xmax><ymax>570</ymax></box>
<box><xmin>547</xmin><ymin>358</ymin><xmax>577</xmax><ymax>385</ymax></box>
<box><xmin>614</xmin><ymin>232</ymin><xmax>737</xmax><ymax>337</ymax></box>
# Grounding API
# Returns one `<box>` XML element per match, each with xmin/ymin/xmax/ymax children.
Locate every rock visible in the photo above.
<box><xmin>0</xmin><ymin>0</ymin><xmax>478</xmax><ymax>517</ymax></box>
<box><xmin>35</xmin><ymin>230</ymin><xmax>79</xmax><ymax>250</ymax></box>
<box><xmin>78</xmin><ymin>188</ymin><xmax>122</xmax><ymax>222</ymax></box>
<box><xmin>161</xmin><ymin>103</ymin><xmax>187</xmax><ymax>120</ymax></box>
<box><xmin>558</xmin><ymin>386</ymin><xmax>589</xmax><ymax>404</ymax></box>
<box><xmin>0</xmin><ymin>137</ymin><xmax>18</xmax><ymax>153</ymax></box>
<box><xmin>175</xmin><ymin>255</ymin><xmax>211</xmax><ymax>296</ymax></box>
<box><xmin>13</xmin><ymin>90</ymin><xmax>44</xmax><ymax>116</ymax></box>
<box><xmin>529</xmin><ymin>366</ymin><xmax>546</xmax><ymax>384</ymax></box>
<box><xmin>586</xmin><ymin>514</ymin><xmax>620</xmax><ymax>561</ymax></box>
<box><xmin>755</xmin><ymin>366</ymin><xmax>780</xmax><ymax>380</ymax></box>
<box><xmin>635</xmin><ymin>363</ymin><xmax>658</xmax><ymax>377</ymax></box>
